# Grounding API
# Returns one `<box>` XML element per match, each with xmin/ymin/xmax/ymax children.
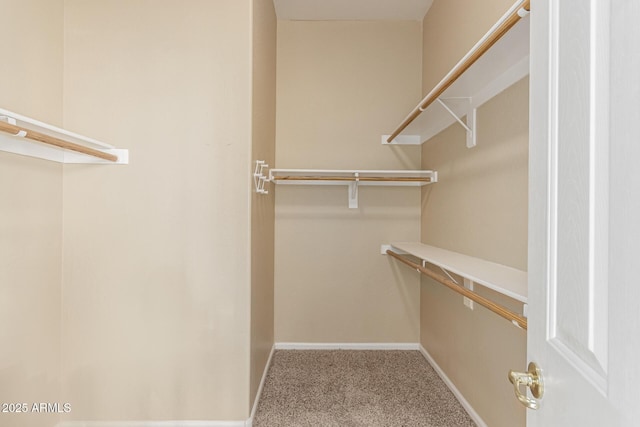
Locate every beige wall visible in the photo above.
<box><xmin>275</xmin><ymin>21</ymin><xmax>423</xmax><ymax>343</ymax></box>
<box><xmin>422</xmin><ymin>0</ymin><xmax>516</xmax><ymax>92</ymax></box>
<box><xmin>420</xmin><ymin>79</ymin><xmax>528</xmax><ymax>427</ymax></box>
<box><xmin>421</xmin><ymin>1</ymin><xmax>528</xmax><ymax>426</ymax></box>
<box><xmin>0</xmin><ymin>0</ymin><xmax>64</xmax><ymax>122</ymax></box>
<box><xmin>2</xmin><ymin>1</ymin><xmax>275</xmax><ymax>423</ymax></box>
<box><xmin>250</xmin><ymin>0</ymin><xmax>277</xmax><ymax>410</ymax></box>
<box><xmin>0</xmin><ymin>1</ymin><xmax>64</xmax><ymax>427</ymax></box>
<box><xmin>61</xmin><ymin>0</ymin><xmax>253</xmax><ymax>421</ymax></box>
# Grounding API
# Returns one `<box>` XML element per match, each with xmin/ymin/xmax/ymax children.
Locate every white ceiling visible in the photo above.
<box><xmin>273</xmin><ymin>0</ymin><xmax>434</xmax><ymax>21</ymax></box>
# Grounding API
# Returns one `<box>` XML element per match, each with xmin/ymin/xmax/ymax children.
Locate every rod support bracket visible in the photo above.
<box><xmin>0</xmin><ymin>115</ymin><xmax>16</xmax><ymax>125</ymax></box>
<box><xmin>0</xmin><ymin>115</ymin><xmax>24</xmax><ymax>136</ymax></box>
<box><xmin>348</xmin><ymin>173</ymin><xmax>359</xmax><ymax>208</ymax></box>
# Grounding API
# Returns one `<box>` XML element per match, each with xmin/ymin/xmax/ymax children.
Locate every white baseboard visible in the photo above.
<box><xmin>245</xmin><ymin>344</ymin><xmax>275</xmax><ymax>427</ymax></box>
<box><xmin>57</xmin><ymin>422</ymin><xmax>245</xmax><ymax>427</ymax></box>
<box><xmin>274</xmin><ymin>342</ymin><xmax>420</xmax><ymax>350</ymax></box>
<box><xmin>418</xmin><ymin>345</ymin><xmax>488</xmax><ymax>427</ymax></box>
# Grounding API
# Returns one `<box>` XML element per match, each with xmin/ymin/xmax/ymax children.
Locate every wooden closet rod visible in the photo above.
<box><xmin>0</xmin><ymin>120</ymin><xmax>118</xmax><ymax>162</ymax></box>
<box><xmin>387</xmin><ymin>249</ymin><xmax>527</xmax><ymax>330</ymax></box>
<box><xmin>272</xmin><ymin>176</ymin><xmax>432</xmax><ymax>183</ymax></box>
<box><xmin>386</xmin><ymin>0</ymin><xmax>530</xmax><ymax>143</ymax></box>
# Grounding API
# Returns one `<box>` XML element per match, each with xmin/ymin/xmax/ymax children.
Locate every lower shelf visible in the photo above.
<box><xmin>387</xmin><ymin>242</ymin><xmax>527</xmax><ymax>329</ymax></box>
<box><xmin>389</xmin><ymin>242</ymin><xmax>527</xmax><ymax>303</ymax></box>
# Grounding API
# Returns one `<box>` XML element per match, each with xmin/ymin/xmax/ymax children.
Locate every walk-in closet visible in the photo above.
<box><xmin>1</xmin><ymin>0</ymin><xmax>638</xmax><ymax>426</ymax></box>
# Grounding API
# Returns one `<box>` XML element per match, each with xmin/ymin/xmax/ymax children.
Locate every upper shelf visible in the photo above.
<box><xmin>383</xmin><ymin>0</ymin><xmax>530</xmax><ymax>147</ymax></box>
<box><xmin>0</xmin><ymin>108</ymin><xmax>128</xmax><ymax>164</ymax></box>
<box><xmin>389</xmin><ymin>241</ymin><xmax>527</xmax><ymax>303</ymax></box>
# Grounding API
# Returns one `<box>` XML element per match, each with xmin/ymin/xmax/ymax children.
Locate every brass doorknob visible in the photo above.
<box><xmin>508</xmin><ymin>362</ymin><xmax>544</xmax><ymax>409</ymax></box>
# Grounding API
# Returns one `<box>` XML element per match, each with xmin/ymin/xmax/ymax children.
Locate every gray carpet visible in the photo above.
<box><xmin>253</xmin><ymin>350</ymin><xmax>476</xmax><ymax>427</ymax></box>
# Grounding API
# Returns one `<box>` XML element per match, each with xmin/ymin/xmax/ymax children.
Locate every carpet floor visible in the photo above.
<box><xmin>253</xmin><ymin>350</ymin><xmax>476</xmax><ymax>427</ymax></box>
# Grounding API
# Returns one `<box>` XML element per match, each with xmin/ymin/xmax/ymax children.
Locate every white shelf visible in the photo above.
<box><xmin>0</xmin><ymin>108</ymin><xmax>128</xmax><ymax>164</ymax></box>
<box><xmin>268</xmin><ymin>169</ymin><xmax>437</xmax><ymax>208</ymax></box>
<box><xmin>384</xmin><ymin>0</ymin><xmax>530</xmax><ymax>147</ymax></box>
<box><xmin>269</xmin><ymin>169</ymin><xmax>436</xmax><ymax>186</ymax></box>
<box><xmin>389</xmin><ymin>242</ymin><xmax>527</xmax><ymax>303</ymax></box>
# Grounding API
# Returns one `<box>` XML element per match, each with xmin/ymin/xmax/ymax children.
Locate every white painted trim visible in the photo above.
<box><xmin>245</xmin><ymin>344</ymin><xmax>275</xmax><ymax>427</ymax></box>
<box><xmin>56</xmin><ymin>422</ymin><xmax>244</xmax><ymax>427</ymax></box>
<box><xmin>274</xmin><ymin>342</ymin><xmax>420</xmax><ymax>350</ymax></box>
<box><xmin>381</xmin><ymin>134</ymin><xmax>422</xmax><ymax>145</ymax></box>
<box><xmin>418</xmin><ymin>345</ymin><xmax>487</xmax><ymax>427</ymax></box>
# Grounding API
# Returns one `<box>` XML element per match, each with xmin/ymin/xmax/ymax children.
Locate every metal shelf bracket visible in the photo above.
<box><xmin>436</xmin><ymin>97</ymin><xmax>477</xmax><ymax>148</ymax></box>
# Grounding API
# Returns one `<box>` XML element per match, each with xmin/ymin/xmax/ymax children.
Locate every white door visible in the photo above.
<box><xmin>524</xmin><ymin>0</ymin><xmax>640</xmax><ymax>425</ymax></box>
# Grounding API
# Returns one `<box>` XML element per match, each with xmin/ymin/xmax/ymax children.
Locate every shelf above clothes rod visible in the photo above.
<box><xmin>0</xmin><ymin>108</ymin><xmax>128</xmax><ymax>164</ymax></box>
<box><xmin>269</xmin><ymin>169</ymin><xmax>437</xmax><ymax>208</ymax></box>
<box><xmin>389</xmin><ymin>242</ymin><xmax>527</xmax><ymax>302</ymax></box>
<box><xmin>386</xmin><ymin>247</ymin><xmax>527</xmax><ymax>330</ymax></box>
<box><xmin>383</xmin><ymin>0</ymin><xmax>530</xmax><ymax>148</ymax></box>
<box><xmin>269</xmin><ymin>169</ymin><xmax>437</xmax><ymax>185</ymax></box>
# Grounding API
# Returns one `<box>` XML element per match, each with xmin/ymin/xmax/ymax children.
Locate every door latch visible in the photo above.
<box><xmin>508</xmin><ymin>362</ymin><xmax>544</xmax><ymax>409</ymax></box>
